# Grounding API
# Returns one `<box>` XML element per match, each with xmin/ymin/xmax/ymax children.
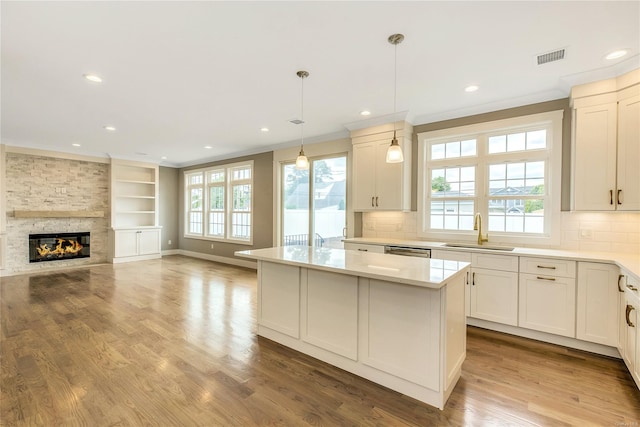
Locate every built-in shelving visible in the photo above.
<box><xmin>110</xmin><ymin>160</ymin><xmax>159</xmax><ymax>228</ymax></box>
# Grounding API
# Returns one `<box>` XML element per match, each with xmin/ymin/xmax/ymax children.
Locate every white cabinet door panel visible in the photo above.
<box><xmin>138</xmin><ymin>229</ymin><xmax>161</xmax><ymax>255</ymax></box>
<box><xmin>470</xmin><ymin>268</ymin><xmax>518</xmax><ymax>326</ymax></box>
<box><xmin>303</xmin><ymin>270</ymin><xmax>358</xmax><ymax>359</ymax></box>
<box><xmin>114</xmin><ymin>230</ymin><xmax>139</xmax><ymax>258</ymax></box>
<box><xmin>360</xmin><ymin>279</ymin><xmax>441</xmax><ymax>391</ymax></box>
<box><xmin>519</xmin><ymin>273</ymin><xmax>576</xmax><ymax>337</ymax></box>
<box><xmin>577</xmin><ymin>262</ymin><xmax>619</xmax><ymax>346</ymax></box>
<box><xmin>259</xmin><ymin>262</ymin><xmax>300</xmax><ymax>338</ymax></box>
<box><xmin>617</xmin><ymin>94</ymin><xmax>640</xmax><ymax>211</ymax></box>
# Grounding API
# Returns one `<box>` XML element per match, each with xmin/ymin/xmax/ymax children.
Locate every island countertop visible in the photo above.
<box><xmin>235</xmin><ymin>245</ymin><xmax>469</xmax><ymax>289</ymax></box>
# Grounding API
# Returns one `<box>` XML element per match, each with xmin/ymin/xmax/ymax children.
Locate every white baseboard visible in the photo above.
<box><xmin>176</xmin><ymin>249</ymin><xmax>257</xmax><ymax>270</ymax></box>
<box><xmin>162</xmin><ymin>249</ymin><xmax>180</xmax><ymax>256</ymax></box>
<box><xmin>467</xmin><ymin>318</ymin><xmax>621</xmax><ymax>359</ymax></box>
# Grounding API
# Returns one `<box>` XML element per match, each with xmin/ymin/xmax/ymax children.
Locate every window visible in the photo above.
<box><xmin>184</xmin><ymin>161</ymin><xmax>253</xmax><ymax>243</ymax></box>
<box><xmin>418</xmin><ymin>111</ymin><xmax>563</xmax><ymax>246</ymax></box>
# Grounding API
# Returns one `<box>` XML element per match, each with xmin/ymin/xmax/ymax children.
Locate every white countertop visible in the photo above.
<box><xmin>235</xmin><ymin>246</ymin><xmax>469</xmax><ymax>289</ymax></box>
<box><xmin>344</xmin><ymin>237</ymin><xmax>640</xmax><ymax>280</ymax></box>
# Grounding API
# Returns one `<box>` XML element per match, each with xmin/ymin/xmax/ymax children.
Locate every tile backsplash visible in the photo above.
<box><xmin>362</xmin><ymin>211</ymin><xmax>640</xmax><ymax>255</ymax></box>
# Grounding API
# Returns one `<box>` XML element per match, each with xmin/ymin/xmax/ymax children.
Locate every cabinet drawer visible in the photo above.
<box><xmin>520</xmin><ymin>257</ymin><xmax>576</xmax><ymax>278</ymax></box>
<box><xmin>343</xmin><ymin>242</ymin><xmax>385</xmax><ymax>254</ymax></box>
<box><xmin>431</xmin><ymin>249</ymin><xmax>471</xmax><ymax>263</ymax></box>
<box><xmin>472</xmin><ymin>253</ymin><xmax>518</xmax><ymax>272</ymax></box>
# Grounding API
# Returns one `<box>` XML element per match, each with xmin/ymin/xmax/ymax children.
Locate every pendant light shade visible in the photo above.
<box><xmin>385</xmin><ymin>130</ymin><xmax>404</xmax><ymax>163</ymax></box>
<box><xmin>295</xmin><ymin>70</ymin><xmax>310</xmax><ymax>170</ymax></box>
<box><xmin>386</xmin><ymin>33</ymin><xmax>404</xmax><ymax>164</ymax></box>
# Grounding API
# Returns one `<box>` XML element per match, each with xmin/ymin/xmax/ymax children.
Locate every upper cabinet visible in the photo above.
<box><xmin>571</xmin><ymin>69</ymin><xmax>640</xmax><ymax>211</ymax></box>
<box><xmin>110</xmin><ymin>159</ymin><xmax>159</xmax><ymax>228</ymax></box>
<box><xmin>351</xmin><ymin>121</ymin><xmax>412</xmax><ymax>211</ymax></box>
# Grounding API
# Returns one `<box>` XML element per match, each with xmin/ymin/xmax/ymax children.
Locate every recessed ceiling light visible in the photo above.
<box><xmin>465</xmin><ymin>85</ymin><xmax>479</xmax><ymax>93</ymax></box>
<box><xmin>360</xmin><ymin>110</ymin><xmax>371</xmax><ymax>116</ymax></box>
<box><xmin>204</xmin><ymin>146</ymin><xmax>212</xmax><ymax>149</ymax></box>
<box><xmin>605</xmin><ymin>49</ymin><xmax>629</xmax><ymax>60</ymax></box>
<box><xmin>72</xmin><ymin>143</ymin><xmax>81</xmax><ymax>147</ymax></box>
<box><xmin>161</xmin><ymin>156</ymin><xmax>167</xmax><ymax>160</ymax></box>
<box><xmin>260</xmin><ymin>127</ymin><xmax>269</xmax><ymax>132</ymax></box>
<box><xmin>103</xmin><ymin>125</ymin><xmax>116</xmax><ymax>131</ymax></box>
<box><xmin>83</xmin><ymin>74</ymin><xmax>103</xmax><ymax>83</ymax></box>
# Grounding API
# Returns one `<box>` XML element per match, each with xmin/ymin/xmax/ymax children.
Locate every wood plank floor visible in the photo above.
<box><xmin>2</xmin><ymin>255</ymin><xmax>639</xmax><ymax>426</ymax></box>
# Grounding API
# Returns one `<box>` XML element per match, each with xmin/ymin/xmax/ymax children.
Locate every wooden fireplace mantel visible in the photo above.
<box><xmin>13</xmin><ymin>210</ymin><xmax>105</xmax><ymax>218</ymax></box>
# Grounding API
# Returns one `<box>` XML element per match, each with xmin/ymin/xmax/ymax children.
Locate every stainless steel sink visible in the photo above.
<box><xmin>443</xmin><ymin>243</ymin><xmax>515</xmax><ymax>251</ymax></box>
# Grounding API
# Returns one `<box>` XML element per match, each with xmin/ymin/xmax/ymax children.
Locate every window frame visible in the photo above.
<box><xmin>417</xmin><ymin>110</ymin><xmax>563</xmax><ymax>246</ymax></box>
<box><xmin>183</xmin><ymin>160</ymin><xmax>254</xmax><ymax>244</ymax></box>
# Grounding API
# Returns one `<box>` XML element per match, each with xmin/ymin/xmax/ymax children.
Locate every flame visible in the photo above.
<box><xmin>36</xmin><ymin>239</ymin><xmax>83</xmax><ymax>258</ymax></box>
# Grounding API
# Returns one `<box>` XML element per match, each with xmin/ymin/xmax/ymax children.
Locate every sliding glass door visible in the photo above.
<box><xmin>282</xmin><ymin>155</ymin><xmax>347</xmax><ymax>249</ymax></box>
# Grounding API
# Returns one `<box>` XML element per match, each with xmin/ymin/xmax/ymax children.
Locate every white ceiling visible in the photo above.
<box><xmin>2</xmin><ymin>1</ymin><xmax>639</xmax><ymax>167</ymax></box>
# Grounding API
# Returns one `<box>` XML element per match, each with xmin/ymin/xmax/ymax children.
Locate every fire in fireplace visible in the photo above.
<box><xmin>29</xmin><ymin>232</ymin><xmax>90</xmax><ymax>263</ymax></box>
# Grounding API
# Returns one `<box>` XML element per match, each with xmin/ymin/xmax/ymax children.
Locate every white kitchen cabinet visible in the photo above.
<box><xmin>576</xmin><ymin>262</ymin><xmax>619</xmax><ymax>346</ymax></box>
<box><xmin>620</xmin><ymin>284</ymin><xmax>640</xmax><ymax>389</ymax></box>
<box><xmin>518</xmin><ymin>258</ymin><xmax>576</xmax><ymax>337</ymax></box>
<box><xmin>351</xmin><ymin>122</ymin><xmax>412</xmax><ymax>211</ymax></box>
<box><xmin>110</xmin><ymin>227</ymin><xmax>161</xmax><ymax>263</ymax></box>
<box><xmin>470</xmin><ymin>268</ymin><xmax>518</xmax><ymax>326</ymax></box>
<box><xmin>571</xmin><ymin>69</ymin><xmax>639</xmax><ymax>211</ymax></box>
<box><xmin>617</xmin><ymin>94</ymin><xmax>640</xmax><ymax>210</ymax></box>
<box><xmin>343</xmin><ymin>242</ymin><xmax>385</xmax><ymax>253</ymax></box>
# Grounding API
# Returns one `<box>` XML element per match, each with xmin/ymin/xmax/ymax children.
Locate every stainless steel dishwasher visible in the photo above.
<box><xmin>384</xmin><ymin>245</ymin><xmax>431</xmax><ymax>258</ymax></box>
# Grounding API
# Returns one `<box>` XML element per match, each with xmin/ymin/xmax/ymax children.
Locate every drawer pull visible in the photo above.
<box><xmin>626</xmin><ymin>304</ymin><xmax>636</xmax><ymax>327</ymax></box>
<box><xmin>610</xmin><ymin>189</ymin><xmax>614</xmax><ymax>205</ymax></box>
<box><xmin>371</xmin><ymin>196</ymin><xmax>375</xmax><ymax>207</ymax></box>
<box><xmin>536</xmin><ymin>276</ymin><xmax>556</xmax><ymax>281</ymax></box>
<box><xmin>357</xmin><ymin>248</ymin><xmax>368</xmax><ymax>252</ymax></box>
<box><xmin>618</xmin><ymin>275</ymin><xmax>625</xmax><ymax>293</ymax></box>
<box><xmin>472</xmin><ymin>272</ymin><xmax>476</xmax><ymax>286</ymax></box>
<box><xmin>628</xmin><ymin>284</ymin><xmax>638</xmax><ymax>292</ymax></box>
<box><xmin>375</xmin><ymin>196</ymin><xmax>379</xmax><ymax>207</ymax></box>
<box><xmin>618</xmin><ymin>189</ymin><xmax>623</xmax><ymax>205</ymax></box>
<box><xmin>537</xmin><ymin>265</ymin><xmax>556</xmax><ymax>270</ymax></box>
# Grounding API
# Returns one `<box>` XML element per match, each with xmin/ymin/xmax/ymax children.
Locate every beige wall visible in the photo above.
<box><xmin>159</xmin><ymin>166</ymin><xmax>179</xmax><ymax>251</ymax></box>
<box><xmin>178</xmin><ymin>151</ymin><xmax>274</xmax><ymax>259</ymax></box>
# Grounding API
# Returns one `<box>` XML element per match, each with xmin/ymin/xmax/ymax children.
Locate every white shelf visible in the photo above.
<box><xmin>111</xmin><ymin>160</ymin><xmax>159</xmax><ymax>228</ymax></box>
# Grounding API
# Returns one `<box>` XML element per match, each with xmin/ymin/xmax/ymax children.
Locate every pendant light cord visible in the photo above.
<box><xmin>301</xmin><ymin>74</ymin><xmax>305</xmax><ymax>148</ymax></box>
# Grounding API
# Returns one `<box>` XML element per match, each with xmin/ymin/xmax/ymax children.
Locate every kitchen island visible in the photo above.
<box><xmin>235</xmin><ymin>246</ymin><xmax>470</xmax><ymax>409</ymax></box>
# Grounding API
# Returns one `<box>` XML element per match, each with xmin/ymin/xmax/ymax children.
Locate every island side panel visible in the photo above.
<box><xmin>359</xmin><ymin>278</ymin><xmax>442</xmax><ymax>392</ymax></box>
<box><xmin>258</xmin><ymin>261</ymin><xmax>300</xmax><ymax>338</ymax></box>
<box><xmin>443</xmin><ymin>270</ymin><xmax>467</xmax><ymax>394</ymax></box>
<box><xmin>302</xmin><ymin>269</ymin><xmax>359</xmax><ymax>360</ymax></box>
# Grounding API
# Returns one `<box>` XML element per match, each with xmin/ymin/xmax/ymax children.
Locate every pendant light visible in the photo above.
<box><xmin>386</xmin><ymin>33</ymin><xmax>404</xmax><ymax>164</ymax></box>
<box><xmin>295</xmin><ymin>70</ymin><xmax>310</xmax><ymax>170</ymax></box>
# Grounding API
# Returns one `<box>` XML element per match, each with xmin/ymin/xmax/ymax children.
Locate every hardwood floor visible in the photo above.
<box><xmin>2</xmin><ymin>255</ymin><xmax>639</xmax><ymax>426</ymax></box>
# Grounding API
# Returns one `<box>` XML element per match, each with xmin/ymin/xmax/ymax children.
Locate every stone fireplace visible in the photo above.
<box><xmin>29</xmin><ymin>232</ymin><xmax>90</xmax><ymax>263</ymax></box>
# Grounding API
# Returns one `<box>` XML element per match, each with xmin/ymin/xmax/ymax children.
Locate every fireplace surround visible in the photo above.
<box><xmin>29</xmin><ymin>232</ymin><xmax>90</xmax><ymax>263</ymax></box>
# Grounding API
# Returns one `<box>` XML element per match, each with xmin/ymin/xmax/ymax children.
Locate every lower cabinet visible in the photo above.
<box><xmin>343</xmin><ymin>242</ymin><xmax>385</xmax><ymax>253</ymax></box>
<box><xmin>110</xmin><ymin>227</ymin><xmax>162</xmax><ymax>262</ymax></box>
<box><xmin>470</xmin><ymin>268</ymin><xmax>518</xmax><ymax>326</ymax></box>
<box><xmin>518</xmin><ymin>257</ymin><xmax>577</xmax><ymax>337</ymax></box>
<box><xmin>619</xmin><ymin>272</ymin><xmax>640</xmax><ymax>389</ymax></box>
<box><xmin>576</xmin><ymin>262</ymin><xmax>620</xmax><ymax>346</ymax></box>
<box><xmin>519</xmin><ymin>273</ymin><xmax>576</xmax><ymax>337</ymax></box>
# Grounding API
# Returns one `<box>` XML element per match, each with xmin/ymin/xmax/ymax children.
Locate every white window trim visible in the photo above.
<box><xmin>417</xmin><ymin>110</ymin><xmax>563</xmax><ymax>247</ymax></box>
<box><xmin>183</xmin><ymin>160</ymin><xmax>254</xmax><ymax>245</ymax></box>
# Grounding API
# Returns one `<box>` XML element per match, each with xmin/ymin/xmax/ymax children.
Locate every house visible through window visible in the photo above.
<box><xmin>184</xmin><ymin>161</ymin><xmax>253</xmax><ymax>243</ymax></box>
<box><xmin>418</xmin><ymin>111</ymin><xmax>563</xmax><ymax>246</ymax></box>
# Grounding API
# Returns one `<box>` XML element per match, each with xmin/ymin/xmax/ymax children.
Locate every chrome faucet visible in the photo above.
<box><xmin>474</xmin><ymin>213</ymin><xmax>489</xmax><ymax>245</ymax></box>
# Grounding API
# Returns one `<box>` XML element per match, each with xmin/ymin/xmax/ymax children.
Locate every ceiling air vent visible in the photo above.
<box><xmin>536</xmin><ymin>48</ymin><xmax>565</xmax><ymax>65</ymax></box>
